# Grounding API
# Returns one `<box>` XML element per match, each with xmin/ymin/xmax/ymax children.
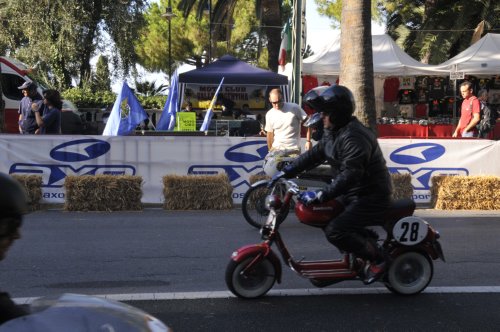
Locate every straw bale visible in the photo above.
<box><xmin>64</xmin><ymin>175</ymin><xmax>143</xmax><ymax>211</ymax></box>
<box><xmin>431</xmin><ymin>175</ymin><xmax>500</xmax><ymax>210</ymax></box>
<box><xmin>391</xmin><ymin>173</ymin><xmax>413</xmax><ymax>201</ymax></box>
<box><xmin>163</xmin><ymin>174</ymin><xmax>233</xmax><ymax>210</ymax></box>
<box><xmin>11</xmin><ymin>174</ymin><xmax>42</xmax><ymax>211</ymax></box>
<box><xmin>249</xmin><ymin>174</ymin><xmax>270</xmax><ymax>184</ymax></box>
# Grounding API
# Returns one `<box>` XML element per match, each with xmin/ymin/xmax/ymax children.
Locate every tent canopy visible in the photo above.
<box><xmin>178</xmin><ymin>55</ymin><xmax>288</xmax><ymax>86</ymax></box>
<box><xmin>432</xmin><ymin>33</ymin><xmax>500</xmax><ymax>74</ymax></box>
<box><xmin>302</xmin><ymin>33</ymin><xmax>440</xmax><ymax>76</ymax></box>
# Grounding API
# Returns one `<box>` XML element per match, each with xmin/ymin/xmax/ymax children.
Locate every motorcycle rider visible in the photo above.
<box><xmin>0</xmin><ymin>173</ymin><xmax>29</xmax><ymax>324</ymax></box>
<box><xmin>281</xmin><ymin>85</ymin><xmax>393</xmax><ymax>284</ymax></box>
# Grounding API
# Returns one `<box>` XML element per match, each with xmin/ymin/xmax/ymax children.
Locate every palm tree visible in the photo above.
<box><xmin>340</xmin><ymin>0</ymin><xmax>377</xmax><ymax>131</ymax></box>
<box><xmin>178</xmin><ymin>0</ymin><xmax>283</xmax><ymax>71</ymax></box>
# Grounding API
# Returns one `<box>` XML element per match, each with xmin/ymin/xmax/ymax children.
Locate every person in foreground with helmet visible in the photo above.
<box><xmin>279</xmin><ymin>85</ymin><xmax>393</xmax><ymax>284</ymax></box>
<box><xmin>0</xmin><ymin>173</ymin><xmax>29</xmax><ymax>324</ymax></box>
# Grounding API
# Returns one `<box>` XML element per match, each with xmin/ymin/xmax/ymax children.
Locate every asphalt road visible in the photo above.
<box><xmin>2</xmin><ymin>208</ymin><xmax>500</xmax><ymax>331</ymax></box>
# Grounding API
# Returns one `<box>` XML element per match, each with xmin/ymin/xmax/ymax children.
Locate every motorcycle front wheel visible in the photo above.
<box><xmin>225</xmin><ymin>255</ymin><xmax>277</xmax><ymax>298</ymax></box>
<box><xmin>386</xmin><ymin>251</ymin><xmax>433</xmax><ymax>296</ymax></box>
<box><xmin>241</xmin><ymin>181</ymin><xmax>289</xmax><ymax>228</ymax></box>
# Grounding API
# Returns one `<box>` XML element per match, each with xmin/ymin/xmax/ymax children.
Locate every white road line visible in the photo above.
<box><xmin>13</xmin><ymin>286</ymin><xmax>500</xmax><ymax>304</ymax></box>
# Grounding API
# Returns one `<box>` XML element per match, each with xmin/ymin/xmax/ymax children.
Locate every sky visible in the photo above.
<box><xmin>306</xmin><ymin>0</ymin><xmax>386</xmax><ymax>51</ymax></box>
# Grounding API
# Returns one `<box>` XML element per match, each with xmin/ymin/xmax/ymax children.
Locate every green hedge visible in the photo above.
<box><xmin>62</xmin><ymin>87</ymin><xmax>167</xmax><ymax>110</ymax></box>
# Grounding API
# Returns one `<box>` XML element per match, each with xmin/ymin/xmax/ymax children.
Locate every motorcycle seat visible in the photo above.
<box><xmin>383</xmin><ymin>199</ymin><xmax>416</xmax><ymax>230</ymax></box>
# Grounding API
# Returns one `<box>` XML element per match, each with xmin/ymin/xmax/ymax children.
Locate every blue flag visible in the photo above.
<box><xmin>200</xmin><ymin>77</ymin><xmax>225</xmax><ymax>132</ymax></box>
<box><xmin>102</xmin><ymin>81</ymin><xmax>148</xmax><ymax>136</ymax></box>
<box><xmin>157</xmin><ymin>70</ymin><xmax>179</xmax><ymax>131</ymax></box>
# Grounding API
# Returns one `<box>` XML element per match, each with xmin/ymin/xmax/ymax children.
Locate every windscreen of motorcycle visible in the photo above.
<box><xmin>392</xmin><ymin>216</ymin><xmax>429</xmax><ymax>246</ymax></box>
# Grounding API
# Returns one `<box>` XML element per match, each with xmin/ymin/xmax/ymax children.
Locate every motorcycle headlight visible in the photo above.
<box><xmin>265</xmin><ymin>194</ymin><xmax>282</xmax><ymax>210</ymax></box>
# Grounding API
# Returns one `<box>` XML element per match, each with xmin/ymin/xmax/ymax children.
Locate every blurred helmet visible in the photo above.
<box><xmin>303</xmin><ymin>112</ymin><xmax>322</xmax><ymax>128</ymax></box>
<box><xmin>303</xmin><ymin>85</ymin><xmax>355</xmax><ymax>127</ymax></box>
<box><xmin>0</xmin><ymin>173</ymin><xmax>28</xmax><ymax>218</ymax></box>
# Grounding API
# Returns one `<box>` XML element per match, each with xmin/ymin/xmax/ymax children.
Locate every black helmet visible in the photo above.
<box><xmin>0</xmin><ymin>173</ymin><xmax>28</xmax><ymax>218</ymax></box>
<box><xmin>303</xmin><ymin>85</ymin><xmax>355</xmax><ymax>127</ymax></box>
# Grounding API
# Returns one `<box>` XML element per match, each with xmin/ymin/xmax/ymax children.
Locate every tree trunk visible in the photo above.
<box><xmin>340</xmin><ymin>0</ymin><xmax>377</xmax><ymax>132</ymax></box>
<box><xmin>261</xmin><ymin>0</ymin><xmax>281</xmax><ymax>72</ymax></box>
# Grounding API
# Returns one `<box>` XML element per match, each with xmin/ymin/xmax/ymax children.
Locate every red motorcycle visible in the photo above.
<box><xmin>226</xmin><ymin>177</ymin><xmax>445</xmax><ymax>298</ymax></box>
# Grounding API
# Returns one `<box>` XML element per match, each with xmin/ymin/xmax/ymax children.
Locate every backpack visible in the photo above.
<box><xmin>477</xmin><ymin>101</ymin><xmax>497</xmax><ymax>134</ymax></box>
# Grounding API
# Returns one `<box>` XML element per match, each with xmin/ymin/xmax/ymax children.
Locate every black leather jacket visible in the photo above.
<box><xmin>288</xmin><ymin>117</ymin><xmax>393</xmax><ymax>203</ymax></box>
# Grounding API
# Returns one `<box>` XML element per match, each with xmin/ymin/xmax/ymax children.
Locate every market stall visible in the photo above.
<box><xmin>301</xmin><ymin>33</ymin><xmax>499</xmax><ymax>139</ymax></box>
<box><xmin>178</xmin><ymin>55</ymin><xmax>289</xmax><ymax>111</ymax></box>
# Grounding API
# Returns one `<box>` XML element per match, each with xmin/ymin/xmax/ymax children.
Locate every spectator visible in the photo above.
<box><xmin>32</xmin><ymin>89</ymin><xmax>62</xmax><ymax>134</ymax></box>
<box><xmin>234</xmin><ymin>103</ymin><xmax>253</xmax><ymax>119</ymax></box>
<box><xmin>182</xmin><ymin>102</ymin><xmax>194</xmax><ymax>112</ymax></box>
<box><xmin>217</xmin><ymin>94</ymin><xmax>235</xmax><ymax>117</ymax></box>
<box><xmin>453</xmin><ymin>81</ymin><xmax>480</xmax><ymax>138</ymax></box>
<box><xmin>263</xmin><ymin>88</ymin><xmax>312</xmax><ymax>176</ymax></box>
<box><xmin>17</xmin><ymin>81</ymin><xmax>44</xmax><ymax>134</ymax></box>
<box><xmin>265</xmin><ymin>88</ymin><xmax>311</xmax><ymax>153</ymax></box>
<box><xmin>0</xmin><ymin>173</ymin><xmax>29</xmax><ymax>324</ymax></box>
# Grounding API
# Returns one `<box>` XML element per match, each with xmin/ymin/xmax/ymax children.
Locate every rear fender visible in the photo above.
<box><xmin>229</xmin><ymin>243</ymin><xmax>282</xmax><ymax>283</ymax></box>
<box><xmin>388</xmin><ymin>241</ymin><xmax>444</xmax><ymax>262</ymax></box>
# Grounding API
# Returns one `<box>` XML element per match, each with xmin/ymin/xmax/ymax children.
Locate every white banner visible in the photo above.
<box><xmin>0</xmin><ymin>135</ymin><xmax>499</xmax><ymax>204</ymax></box>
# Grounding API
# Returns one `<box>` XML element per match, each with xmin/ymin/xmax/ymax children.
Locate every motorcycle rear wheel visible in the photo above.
<box><xmin>241</xmin><ymin>181</ymin><xmax>290</xmax><ymax>228</ymax></box>
<box><xmin>225</xmin><ymin>255</ymin><xmax>277</xmax><ymax>298</ymax></box>
<box><xmin>386</xmin><ymin>251</ymin><xmax>433</xmax><ymax>295</ymax></box>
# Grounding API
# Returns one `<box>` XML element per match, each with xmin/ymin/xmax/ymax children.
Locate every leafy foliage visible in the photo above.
<box><xmin>0</xmin><ymin>0</ymin><xmax>147</xmax><ymax>90</ymax></box>
<box><xmin>134</xmin><ymin>79</ymin><xmax>169</xmax><ymax>97</ymax></box>
<box><xmin>62</xmin><ymin>87</ymin><xmax>166</xmax><ymax>109</ymax></box>
<box><xmin>93</xmin><ymin>56</ymin><xmax>112</xmax><ymax>93</ymax></box>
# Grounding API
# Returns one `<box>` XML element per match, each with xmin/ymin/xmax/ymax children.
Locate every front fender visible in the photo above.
<box><xmin>229</xmin><ymin>243</ymin><xmax>283</xmax><ymax>283</ymax></box>
<box><xmin>251</xmin><ymin>179</ymin><xmax>269</xmax><ymax>188</ymax></box>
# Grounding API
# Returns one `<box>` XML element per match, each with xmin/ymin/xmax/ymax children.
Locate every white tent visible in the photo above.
<box><xmin>302</xmin><ymin>33</ymin><xmax>440</xmax><ymax>76</ymax></box>
<box><xmin>432</xmin><ymin>33</ymin><xmax>500</xmax><ymax>74</ymax></box>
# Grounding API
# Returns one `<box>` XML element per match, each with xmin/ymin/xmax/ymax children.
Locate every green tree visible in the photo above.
<box><xmin>381</xmin><ymin>0</ymin><xmax>500</xmax><ymax>64</ymax></box>
<box><xmin>318</xmin><ymin>0</ymin><xmax>500</xmax><ymax>65</ymax></box>
<box><xmin>93</xmin><ymin>56</ymin><xmax>112</xmax><ymax>93</ymax></box>
<box><xmin>176</xmin><ymin>0</ymin><xmax>286</xmax><ymax>71</ymax></box>
<box><xmin>0</xmin><ymin>0</ymin><xmax>147</xmax><ymax>90</ymax></box>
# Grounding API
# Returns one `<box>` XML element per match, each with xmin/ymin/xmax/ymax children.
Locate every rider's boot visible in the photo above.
<box><xmin>362</xmin><ymin>240</ymin><xmax>387</xmax><ymax>285</ymax></box>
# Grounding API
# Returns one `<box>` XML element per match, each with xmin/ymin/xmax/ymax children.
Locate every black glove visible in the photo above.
<box><xmin>282</xmin><ymin>163</ymin><xmax>296</xmax><ymax>178</ymax></box>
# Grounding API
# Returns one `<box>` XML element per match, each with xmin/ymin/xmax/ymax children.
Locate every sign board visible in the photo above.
<box><xmin>176</xmin><ymin>112</ymin><xmax>196</xmax><ymax>131</ymax></box>
<box><xmin>449</xmin><ymin>71</ymin><xmax>465</xmax><ymax>80</ymax></box>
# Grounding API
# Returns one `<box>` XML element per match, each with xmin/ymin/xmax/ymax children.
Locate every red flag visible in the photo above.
<box><xmin>278</xmin><ymin>21</ymin><xmax>291</xmax><ymax>71</ymax></box>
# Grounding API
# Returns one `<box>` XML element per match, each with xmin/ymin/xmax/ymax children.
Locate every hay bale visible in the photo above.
<box><xmin>163</xmin><ymin>174</ymin><xmax>232</xmax><ymax>210</ymax></box>
<box><xmin>431</xmin><ymin>175</ymin><xmax>500</xmax><ymax>210</ymax></box>
<box><xmin>249</xmin><ymin>174</ymin><xmax>270</xmax><ymax>184</ymax></box>
<box><xmin>391</xmin><ymin>173</ymin><xmax>413</xmax><ymax>201</ymax></box>
<box><xmin>64</xmin><ymin>175</ymin><xmax>143</xmax><ymax>211</ymax></box>
<box><xmin>11</xmin><ymin>174</ymin><xmax>42</xmax><ymax>211</ymax></box>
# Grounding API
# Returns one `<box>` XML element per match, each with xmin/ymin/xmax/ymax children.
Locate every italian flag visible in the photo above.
<box><xmin>278</xmin><ymin>21</ymin><xmax>291</xmax><ymax>70</ymax></box>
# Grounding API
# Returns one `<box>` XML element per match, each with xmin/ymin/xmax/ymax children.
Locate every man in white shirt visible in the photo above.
<box><xmin>263</xmin><ymin>88</ymin><xmax>311</xmax><ymax>176</ymax></box>
<box><xmin>265</xmin><ymin>88</ymin><xmax>311</xmax><ymax>152</ymax></box>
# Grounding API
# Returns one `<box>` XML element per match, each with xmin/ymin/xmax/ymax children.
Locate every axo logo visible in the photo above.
<box><xmin>10</xmin><ymin>139</ymin><xmax>136</xmax><ymax>189</ymax></box>
<box><xmin>388</xmin><ymin>142</ymin><xmax>468</xmax><ymax>190</ymax></box>
<box><xmin>188</xmin><ymin>140</ymin><xmax>267</xmax><ymax>189</ymax></box>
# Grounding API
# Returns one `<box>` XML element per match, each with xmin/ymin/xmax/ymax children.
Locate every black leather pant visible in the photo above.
<box><xmin>323</xmin><ymin>196</ymin><xmax>391</xmax><ymax>261</ymax></box>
